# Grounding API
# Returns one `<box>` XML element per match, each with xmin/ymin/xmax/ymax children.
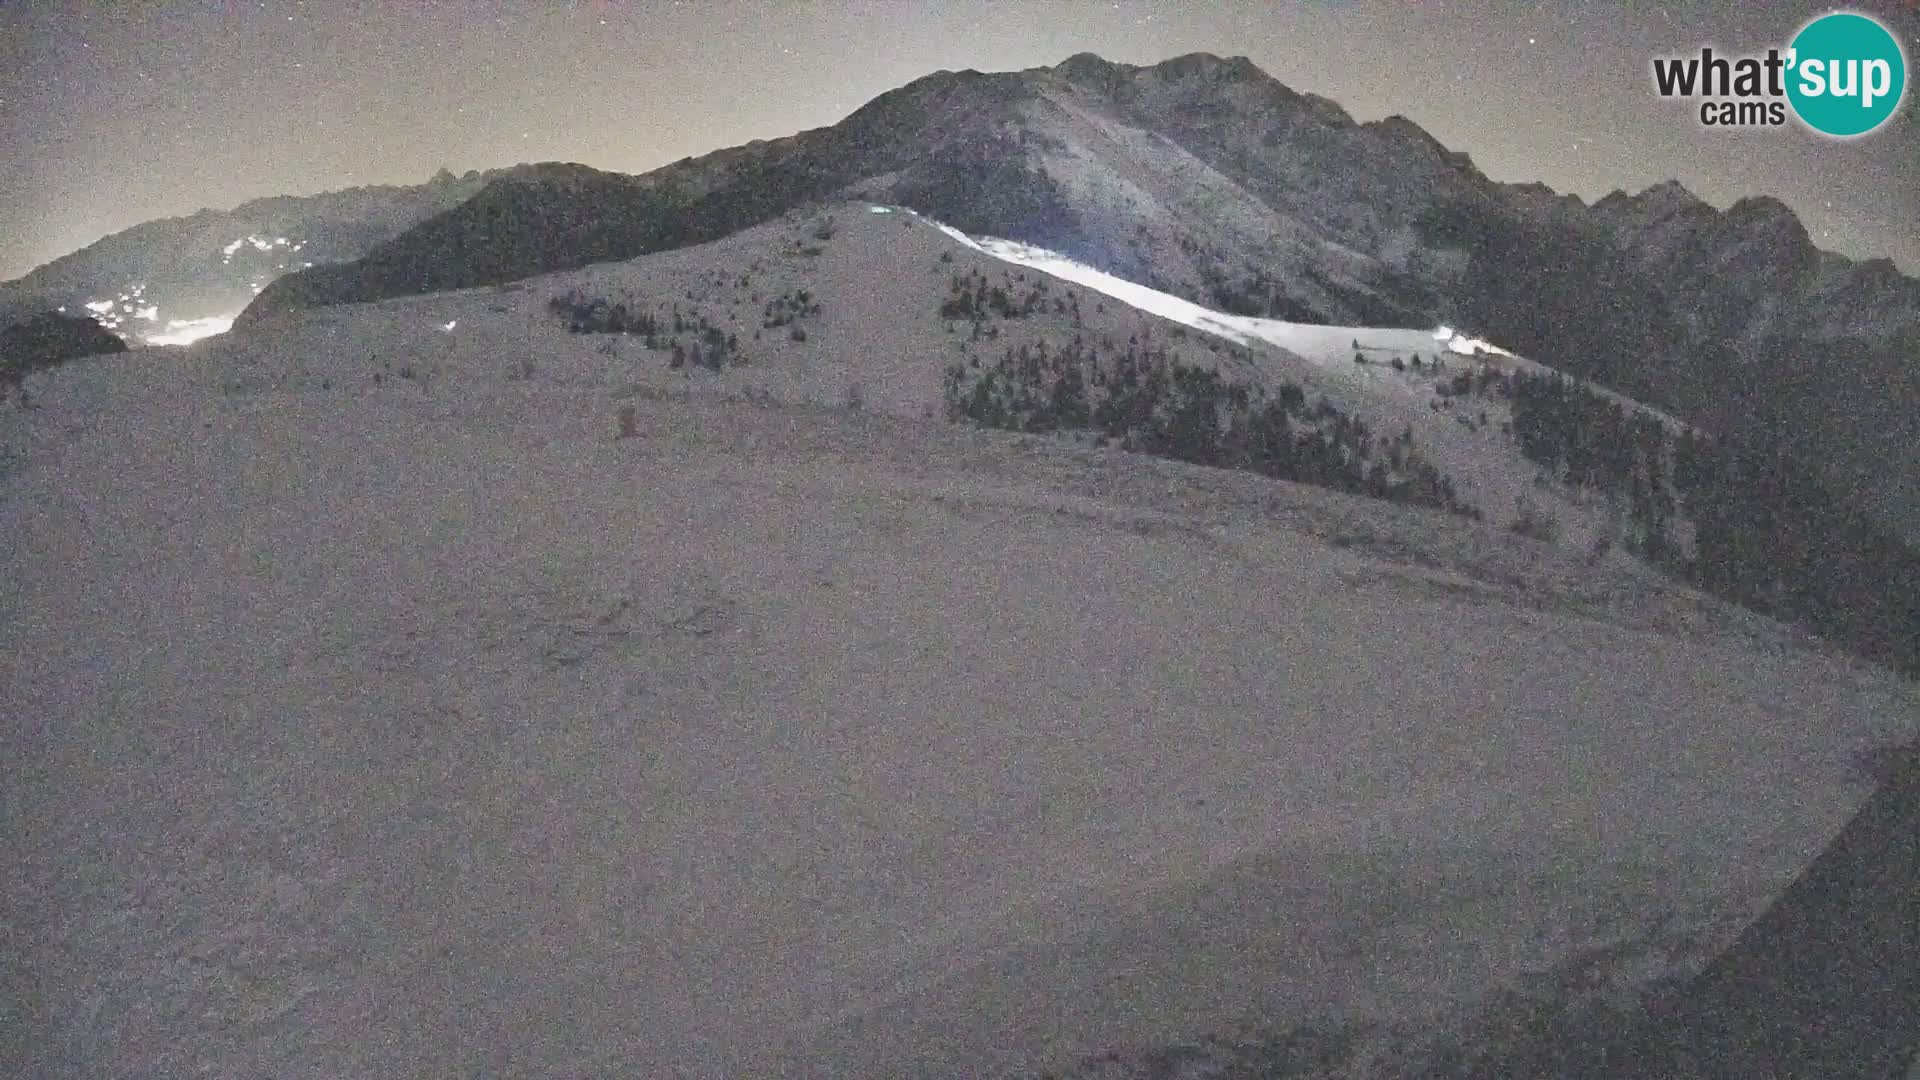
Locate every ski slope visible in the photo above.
<box><xmin>930</xmin><ymin>216</ymin><xmax>1509</xmax><ymax>366</ymax></box>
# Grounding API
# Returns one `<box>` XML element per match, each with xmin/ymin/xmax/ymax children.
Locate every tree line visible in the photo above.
<box><xmin>942</xmin><ymin>332</ymin><xmax>1477</xmax><ymax>518</ymax></box>
<box><xmin>1498</xmin><ymin>366</ymin><xmax>1920</xmax><ymax>676</ymax></box>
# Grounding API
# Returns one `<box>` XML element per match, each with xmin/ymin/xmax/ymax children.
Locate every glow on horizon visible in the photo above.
<box><xmin>141</xmin><ymin>314</ymin><xmax>234</xmax><ymax>346</ymax></box>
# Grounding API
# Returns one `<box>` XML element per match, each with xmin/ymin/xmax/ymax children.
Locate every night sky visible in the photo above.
<box><xmin>4</xmin><ymin>0</ymin><xmax>1916</xmax><ymax>282</ymax></box>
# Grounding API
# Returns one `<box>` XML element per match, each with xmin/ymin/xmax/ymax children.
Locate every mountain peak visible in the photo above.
<box><xmin>1051</xmin><ymin>51</ymin><xmax>1131</xmax><ymax>92</ymax></box>
<box><xmin>1725</xmin><ymin>194</ymin><xmax>1796</xmax><ymax>223</ymax></box>
<box><xmin>1055</xmin><ymin>51</ymin><xmax>1118</xmax><ymax>75</ymax></box>
<box><xmin>1150</xmin><ymin>52</ymin><xmax>1264</xmax><ymax>82</ymax></box>
<box><xmin>1591</xmin><ymin>180</ymin><xmax>1713</xmax><ymax>228</ymax></box>
<box><xmin>1367</xmin><ymin>115</ymin><xmax>1452</xmax><ymax>161</ymax></box>
<box><xmin>1724</xmin><ymin>195</ymin><xmax>1810</xmax><ymax>252</ymax></box>
<box><xmin>1637</xmin><ymin>179</ymin><xmax>1706</xmax><ymax>207</ymax></box>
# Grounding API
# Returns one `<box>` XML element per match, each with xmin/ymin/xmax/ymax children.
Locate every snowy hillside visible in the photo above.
<box><xmin>6</xmin><ymin>195</ymin><xmax>1918</xmax><ymax>1076</ymax></box>
<box><xmin>213</xmin><ymin>202</ymin><xmax>1675</xmax><ymax>558</ymax></box>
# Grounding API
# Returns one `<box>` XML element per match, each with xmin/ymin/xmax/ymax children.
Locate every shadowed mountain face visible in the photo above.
<box><xmin>1</xmin><ymin>310</ymin><xmax>126</xmax><ymax>388</ymax></box>
<box><xmin>244</xmin><ymin>72</ymin><xmax>1076</xmax><ymax>316</ymax></box>
<box><xmin>236</xmin><ymin>53</ymin><xmax>1919</xmax><ymax>536</ymax></box>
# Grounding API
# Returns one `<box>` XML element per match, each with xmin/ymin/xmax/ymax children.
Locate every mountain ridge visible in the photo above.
<box><xmin>0</xmin><ymin>164</ymin><xmax>572</xmax><ymax>336</ymax></box>
<box><xmin>9</xmin><ymin>50</ymin><xmax>1917</xmax><ymax>536</ymax></box>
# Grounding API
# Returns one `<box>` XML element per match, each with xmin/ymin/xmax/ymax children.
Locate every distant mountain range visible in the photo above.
<box><xmin>242</xmin><ymin>52</ymin><xmax>1920</xmax><ymax>537</ymax></box>
<box><xmin>0</xmin><ymin>167</ymin><xmax>525</xmax><ymax>337</ymax></box>
<box><xmin>6</xmin><ymin>52</ymin><xmax>1916</xmax><ymax>538</ymax></box>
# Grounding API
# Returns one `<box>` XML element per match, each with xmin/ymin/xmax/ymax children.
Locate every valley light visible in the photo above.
<box><xmin>442</xmin><ymin>319</ymin><xmax>457</xmax><ymax>331</ymax></box>
<box><xmin>143</xmin><ymin>315</ymin><xmax>235</xmax><ymax>346</ymax></box>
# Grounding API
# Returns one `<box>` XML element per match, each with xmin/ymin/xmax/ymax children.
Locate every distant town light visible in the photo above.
<box><xmin>143</xmin><ymin>315</ymin><xmax>234</xmax><ymax>346</ymax></box>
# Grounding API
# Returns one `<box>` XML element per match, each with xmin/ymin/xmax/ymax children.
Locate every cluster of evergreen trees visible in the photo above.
<box><xmin>1505</xmin><ymin>370</ymin><xmax>1678</xmax><ymax>558</ymax></box>
<box><xmin>1673</xmin><ymin>428</ymin><xmax>1920</xmax><ymax>675</ymax></box>
<box><xmin>1499</xmin><ymin>367</ymin><xmax>1920</xmax><ymax>676</ymax></box>
<box><xmin>761</xmin><ymin>289</ymin><xmax>820</xmax><ymax>330</ymax></box>
<box><xmin>547</xmin><ymin>289</ymin><xmax>742</xmax><ymax>370</ymax></box>
<box><xmin>942</xmin><ymin>334</ymin><xmax>1476</xmax><ymax>518</ymax></box>
<box><xmin>939</xmin><ymin>268</ymin><xmax>1079</xmax><ymax>323</ymax></box>
<box><xmin>548</xmin><ymin>291</ymin><xmax>661</xmax><ymax>337</ymax></box>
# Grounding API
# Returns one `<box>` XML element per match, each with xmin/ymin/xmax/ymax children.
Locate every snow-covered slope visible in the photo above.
<box><xmin>6</xmin><ymin>201</ymin><xmax>1915</xmax><ymax>1078</ymax></box>
<box><xmin>221</xmin><ymin>202</ymin><xmax>1670</xmax><ymax>556</ymax></box>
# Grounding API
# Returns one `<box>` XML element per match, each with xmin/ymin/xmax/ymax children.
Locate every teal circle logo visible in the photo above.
<box><xmin>1786</xmin><ymin>11</ymin><xmax>1907</xmax><ymax>137</ymax></box>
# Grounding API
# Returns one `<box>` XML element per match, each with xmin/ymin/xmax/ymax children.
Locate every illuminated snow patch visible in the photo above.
<box><xmin>929</xmin><ymin>221</ymin><xmax>1263</xmax><ymax>344</ymax></box>
<box><xmin>134</xmin><ymin>306</ymin><xmax>159</xmax><ymax>322</ymax></box>
<box><xmin>223</xmin><ymin>238</ymin><xmax>246</xmax><ymax>257</ymax></box>
<box><xmin>923</xmin><ymin>216</ymin><xmax>1541</xmax><ymax>374</ymax></box>
<box><xmin>84</xmin><ymin>299</ymin><xmax>115</xmax><ymax>314</ymax></box>
<box><xmin>142</xmin><ymin>315</ymin><xmax>234</xmax><ymax>346</ymax></box>
<box><xmin>1432</xmin><ymin>325</ymin><xmax>1514</xmax><ymax>357</ymax></box>
<box><xmin>934</xmin><ymin>221</ymin><xmax>1445</xmax><ymax>366</ymax></box>
<box><xmin>868</xmin><ymin>205</ymin><xmax>893</xmax><ymax>214</ymax></box>
<box><xmin>441</xmin><ymin>320</ymin><xmax>457</xmax><ymax>332</ymax></box>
